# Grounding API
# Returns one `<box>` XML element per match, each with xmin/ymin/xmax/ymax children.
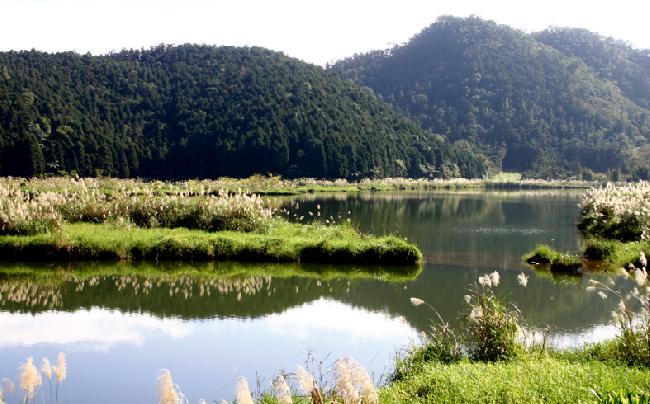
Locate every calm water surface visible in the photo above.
<box><xmin>0</xmin><ymin>190</ymin><xmax>629</xmax><ymax>403</ymax></box>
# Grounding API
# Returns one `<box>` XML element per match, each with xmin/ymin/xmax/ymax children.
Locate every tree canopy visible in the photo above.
<box><xmin>0</xmin><ymin>45</ymin><xmax>489</xmax><ymax>179</ymax></box>
<box><xmin>332</xmin><ymin>16</ymin><xmax>650</xmax><ymax>178</ymax></box>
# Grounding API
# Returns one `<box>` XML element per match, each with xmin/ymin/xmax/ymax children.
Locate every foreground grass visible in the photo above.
<box><xmin>381</xmin><ymin>352</ymin><xmax>650</xmax><ymax>403</ymax></box>
<box><xmin>0</xmin><ymin>221</ymin><xmax>422</xmax><ymax>266</ymax></box>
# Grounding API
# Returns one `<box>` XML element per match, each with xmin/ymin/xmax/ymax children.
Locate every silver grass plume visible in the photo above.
<box><xmin>235</xmin><ymin>377</ymin><xmax>254</xmax><ymax>404</ymax></box>
<box><xmin>18</xmin><ymin>357</ymin><xmax>42</xmax><ymax>401</ymax></box>
<box><xmin>156</xmin><ymin>369</ymin><xmax>186</xmax><ymax>404</ymax></box>
<box><xmin>271</xmin><ymin>374</ymin><xmax>292</xmax><ymax>404</ymax></box>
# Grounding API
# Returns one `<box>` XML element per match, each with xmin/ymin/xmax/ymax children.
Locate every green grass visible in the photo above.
<box><xmin>584</xmin><ymin>238</ymin><xmax>650</xmax><ymax>267</ymax></box>
<box><xmin>524</xmin><ymin>244</ymin><xmax>583</xmax><ymax>272</ymax></box>
<box><xmin>0</xmin><ymin>221</ymin><xmax>422</xmax><ymax>266</ymax></box>
<box><xmin>526</xmin><ymin>239</ymin><xmax>650</xmax><ymax>272</ymax></box>
<box><xmin>381</xmin><ymin>352</ymin><xmax>650</xmax><ymax>403</ymax></box>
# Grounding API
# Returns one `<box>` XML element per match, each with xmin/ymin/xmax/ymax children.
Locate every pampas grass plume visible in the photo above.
<box><xmin>41</xmin><ymin>357</ymin><xmax>52</xmax><ymax>381</ymax></box>
<box><xmin>19</xmin><ymin>357</ymin><xmax>42</xmax><ymax>400</ymax></box>
<box><xmin>271</xmin><ymin>375</ymin><xmax>292</xmax><ymax>404</ymax></box>
<box><xmin>295</xmin><ymin>366</ymin><xmax>315</xmax><ymax>395</ymax></box>
<box><xmin>54</xmin><ymin>352</ymin><xmax>67</xmax><ymax>383</ymax></box>
<box><xmin>156</xmin><ymin>369</ymin><xmax>186</xmax><ymax>404</ymax></box>
<box><xmin>235</xmin><ymin>377</ymin><xmax>254</xmax><ymax>404</ymax></box>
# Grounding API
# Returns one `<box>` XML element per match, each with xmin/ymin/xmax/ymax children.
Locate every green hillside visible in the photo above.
<box><xmin>0</xmin><ymin>45</ymin><xmax>489</xmax><ymax>179</ymax></box>
<box><xmin>332</xmin><ymin>16</ymin><xmax>650</xmax><ymax>178</ymax></box>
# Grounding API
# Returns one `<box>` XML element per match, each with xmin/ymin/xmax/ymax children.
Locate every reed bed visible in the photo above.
<box><xmin>580</xmin><ymin>181</ymin><xmax>650</xmax><ymax>241</ymax></box>
<box><xmin>0</xmin><ymin>175</ymin><xmax>593</xmax><ymax>199</ymax></box>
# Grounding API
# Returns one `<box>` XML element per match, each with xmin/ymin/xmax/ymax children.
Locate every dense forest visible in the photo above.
<box><xmin>0</xmin><ymin>45</ymin><xmax>490</xmax><ymax>179</ymax></box>
<box><xmin>332</xmin><ymin>16</ymin><xmax>650</xmax><ymax>178</ymax></box>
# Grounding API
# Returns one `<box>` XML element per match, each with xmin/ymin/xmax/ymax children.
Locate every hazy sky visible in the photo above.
<box><xmin>2</xmin><ymin>0</ymin><xmax>649</xmax><ymax>65</ymax></box>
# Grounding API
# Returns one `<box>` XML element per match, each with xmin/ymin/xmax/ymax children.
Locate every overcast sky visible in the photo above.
<box><xmin>2</xmin><ymin>0</ymin><xmax>649</xmax><ymax>65</ymax></box>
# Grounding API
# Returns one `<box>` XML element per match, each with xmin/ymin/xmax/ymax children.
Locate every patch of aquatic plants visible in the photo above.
<box><xmin>580</xmin><ymin>182</ymin><xmax>650</xmax><ymax>241</ymax></box>
<box><xmin>525</xmin><ymin>244</ymin><xmax>583</xmax><ymax>273</ymax></box>
<box><xmin>0</xmin><ymin>221</ymin><xmax>422</xmax><ymax>265</ymax></box>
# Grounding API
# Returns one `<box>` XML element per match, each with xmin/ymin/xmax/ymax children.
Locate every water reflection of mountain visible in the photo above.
<box><xmin>0</xmin><ymin>261</ymin><xmax>623</xmax><ymax>335</ymax></box>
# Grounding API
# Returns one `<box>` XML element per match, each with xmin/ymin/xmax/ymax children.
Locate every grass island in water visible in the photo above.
<box><xmin>0</xmin><ymin>178</ymin><xmax>421</xmax><ymax>266</ymax></box>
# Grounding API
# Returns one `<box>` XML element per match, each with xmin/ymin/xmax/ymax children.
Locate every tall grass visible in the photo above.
<box><xmin>586</xmin><ymin>266</ymin><xmax>650</xmax><ymax>366</ymax></box>
<box><xmin>580</xmin><ymin>181</ymin><xmax>650</xmax><ymax>241</ymax></box>
<box><xmin>0</xmin><ymin>184</ymin><xmax>62</xmax><ymax>235</ymax></box>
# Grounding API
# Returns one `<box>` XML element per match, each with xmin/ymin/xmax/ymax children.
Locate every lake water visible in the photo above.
<box><xmin>0</xmin><ymin>190</ymin><xmax>628</xmax><ymax>403</ymax></box>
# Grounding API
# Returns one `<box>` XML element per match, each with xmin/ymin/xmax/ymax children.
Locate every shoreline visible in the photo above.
<box><xmin>0</xmin><ymin>222</ymin><xmax>422</xmax><ymax>267</ymax></box>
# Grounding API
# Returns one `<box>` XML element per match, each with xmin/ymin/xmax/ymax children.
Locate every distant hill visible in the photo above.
<box><xmin>535</xmin><ymin>27</ymin><xmax>650</xmax><ymax>110</ymax></box>
<box><xmin>0</xmin><ymin>45</ymin><xmax>489</xmax><ymax>179</ymax></box>
<box><xmin>332</xmin><ymin>16</ymin><xmax>650</xmax><ymax>178</ymax></box>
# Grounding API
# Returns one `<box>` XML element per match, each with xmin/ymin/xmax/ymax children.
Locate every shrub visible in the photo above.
<box><xmin>465</xmin><ymin>274</ymin><xmax>521</xmax><ymax>361</ymax></box>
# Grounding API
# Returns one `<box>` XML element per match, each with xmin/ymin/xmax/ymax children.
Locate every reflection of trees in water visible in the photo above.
<box><xmin>0</xmin><ymin>262</ymin><xmax>418</xmax><ymax>319</ymax></box>
<box><xmin>0</xmin><ymin>261</ymin><xmax>626</xmax><ymax>341</ymax></box>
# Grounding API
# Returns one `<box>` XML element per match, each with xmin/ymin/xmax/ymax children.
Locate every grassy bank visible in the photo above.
<box><xmin>524</xmin><ymin>244</ymin><xmax>583</xmax><ymax>272</ymax></box>
<box><xmin>381</xmin><ymin>351</ymin><xmax>650</xmax><ymax>402</ymax></box>
<box><xmin>0</xmin><ymin>221</ymin><xmax>422</xmax><ymax>266</ymax></box>
<box><xmin>526</xmin><ymin>239</ymin><xmax>650</xmax><ymax>271</ymax></box>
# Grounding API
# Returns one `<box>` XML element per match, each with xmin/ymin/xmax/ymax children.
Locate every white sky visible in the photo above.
<box><xmin>2</xmin><ymin>0</ymin><xmax>649</xmax><ymax>66</ymax></box>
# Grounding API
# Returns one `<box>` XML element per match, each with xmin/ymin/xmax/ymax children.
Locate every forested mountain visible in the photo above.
<box><xmin>535</xmin><ymin>28</ymin><xmax>650</xmax><ymax>110</ymax></box>
<box><xmin>0</xmin><ymin>45</ymin><xmax>489</xmax><ymax>179</ymax></box>
<box><xmin>332</xmin><ymin>16</ymin><xmax>650</xmax><ymax>178</ymax></box>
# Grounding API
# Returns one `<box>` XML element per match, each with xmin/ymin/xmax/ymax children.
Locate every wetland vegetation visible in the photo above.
<box><xmin>0</xmin><ymin>177</ymin><xmax>421</xmax><ymax>266</ymax></box>
<box><xmin>2</xmin><ymin>185</ymin><xmax>650</xmax><ymax>402</ymax></box>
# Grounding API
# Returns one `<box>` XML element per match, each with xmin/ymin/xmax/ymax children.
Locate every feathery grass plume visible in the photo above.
<box><xmin>1</xmin><ymin>379</ymin><xmax>14</xmax><ymax>395</ymax></box>
<box><xmin>296</xmin><ymin>366</ymin><xmax>321</xmax><ymax>404</ymax></box>
<box><xmin>18</xmin><ymin>357</ymin><xmax>42</xmax><ymax>401</ymax></box>
<box><xmin>597</xmin><ymin>290</ymin><xmax>608</xmax><ymax>300</ymax></box>
<box><xmin>478</xmin><ymin>274</ymin><xmax>492</xmax><ymax>287</ymax></box>
<box><xmin>235</xmin><ymin>377</ymin><xmax>254</xmax><ymax>404</ymax></box>
<box><xmin>0</xmin><ymin>377</ymin><xmax>15</xmax><ymax>404</ymax></box>
<box><xmin>40</xmin><ymin>358</ymin><xmax>52</xmax><ymax>381</ymax></box>
<box><xmin>516</xmin><ymin>273</ymin><xmax>528</xmax><ymax>287</ymax></box>
<box><xmin>333</xmin><ymin>358</ymin><xmax>358</xmax><ymax>404</ymax></box>
<box><xmin>54</xmin><ymin>352</ymin><xmax>66</xmax><ymax>383</ymax></box>
<box><xmin>41</xmin><ymin>357</ymin><xmax>53</xmax><ymax>399</ymax></box>
<box><xmin>348</xmin><ymin>359</ymin><xmax>377</xmax><ymax>404</ymax></box>
<box><xmin>409</xmin><ymin>297</ymin><xmax>425</xmax><ymax>307</ymax></box>
<box><xmin>156</xmin><ymin>369</ymin><xmax>186</xmax><ymax>404</ymax></box>
<box><xmin>489</xmin><ymin>271</ymin><xmax>500</xmax><ymax>287</ymax></box>
<box><xmin>271</xmin><ymin>374</ymin><xmax>292</xmax><ymax>404</ymax></box>
<box><xmin>635</xmin><ymin>269</ymin><xmax>647</xmax><ymax>287</ymax></box>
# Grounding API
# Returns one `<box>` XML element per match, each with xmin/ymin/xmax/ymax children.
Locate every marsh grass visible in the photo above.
<box><xmin>381</xmin><ymin>353</ymin><xmax>650</xmax><ymax>403</ymax></box>
<box><xmin>580</xmin><ymin>182</ymin><xmax>650</xmax><ymax>241</ymax></box>
<box><xmin>525</xmin><ymin>244</ymin><xmax>583</xmax><ymax>273</ymax></box>
<box><xmin>0</xmin><ymin>221</ymin><xmax>422</xmax><ymax>265</ymax></box>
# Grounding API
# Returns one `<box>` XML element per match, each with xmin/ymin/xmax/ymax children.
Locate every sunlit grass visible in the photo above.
<box><xmin>380</xmin><ymin>353</ymin><xmax>650</xmax><ymax>403</ymax></box>
<box><xmin>0</xmin><ymin>221</ymin><xmax>422</xmax><ymax>265</ymax></box>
